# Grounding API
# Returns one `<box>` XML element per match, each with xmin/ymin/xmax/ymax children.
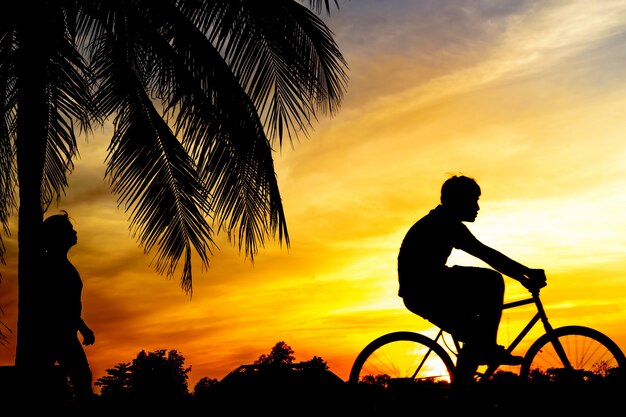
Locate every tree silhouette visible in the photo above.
<box><xmin>95</xmin><ymin>362</ymin><xmax>133</xmax><ymax>400</ymax></box>
<box><xmin>95</xmin><ymin>349</ymin><xmax>190</xmax><ymax>401</ymax></box>
<box><xmin>300</xmin><ymin>355</ymin><xmax>329</xmax><ymax>371</ymax></box>
<box><xmin>0</xmin><ymin>1</ymin><xmax>348</xmax><ymax>377</ymax></box>
<box><xmin>193</xmin><ymin>376</ymin><xmax>219</xmax><ymax>400</ymax></box>
<box><xmin>254</xmin><ymin>340</ymin><xmax>296</xmax><ymax>366</ymax></box>
<box><xmin>130</xmin><ymin>349</ymin><xmax>190</xmax><ymax>400</ymax></box>
<box><xmin>216</xmin><ymin>341</ymin><xmax>345</xmax><ymax>413</ymax></box>
<box><xmin>360</xmin><ymin>374</ymin><xmax>390</xmax><ymax>388</ymax></box>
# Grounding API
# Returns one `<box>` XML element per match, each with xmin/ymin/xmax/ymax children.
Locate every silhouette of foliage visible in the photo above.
<box><xmin>95</xmin><ymin>349</ymin><xmax>191</xmax><ymax>400</ymax></box>
<box><xmin>95</xmin><ymin>362</ymin><xmax>132</xmax><ymax>399</ymax></box>
<box><xmin>254</xmin><ymin>341</ymin><xmax>296</xmax><ymax>366</ymax></box>
<box><xmin>214</xmin><ymin>341</ymin><xmax>345</xmax><ymax>413</ymax></box>
<box><xmin>519</xmin><ymin>365</ymin><xmax>624</xmax><ymax>385</ymax></box>
<box><xmin>193</xmin><ymin>376</ymin><xmax>219</xmax><ymax>400</ymax></box>
<box><xmin>131</xmin><ymin>349</ymin><xmax>191</xmax><ymax>400</ymax></box>
<box><xmin>221</xmin><ymin>341</ymin><xmax>339</xmax><ymax>385</ymax></box>
<box><xmin>359</xmin><ymin>374</ymin><xmax>391</xmax><ymax>388</ymax></box>
<box><xmin>300</xmin><ymin>355</ymin><xmax>329</xmax><ymax>371</ymax></box>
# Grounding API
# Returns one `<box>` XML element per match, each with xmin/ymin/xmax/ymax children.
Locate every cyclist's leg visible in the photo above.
<box><xmin>448</xmin><ymin>266</ymin><xmax>504</xmax><ymax>348</ymax></box>
<box><xmin>427</xmin><ymin>267</ymin><xmax>524</xmax><ymax>369</ymax></box>
<box><xmin>451</xmin><ymin>350</ymin><xmax>479</xmax><ymax>399</ymax></box>
<box><xmin>439</xmin><ymin>267</ymin><xmax>511</xmax><ymax>369</ymax></box>
<box><xmin>402</xmin><ymin>268</ymin><xmax>488</xmax><ymax>348</ymax></box>
<box><xmin>404</xmin><ymin>266</ymin><xmax>511</xmax><ymax>373</ymax></box>
<box><xmin>403</xmin><ymin>271</ymin><xmax>483</xmax><ymax>389</ymax></box>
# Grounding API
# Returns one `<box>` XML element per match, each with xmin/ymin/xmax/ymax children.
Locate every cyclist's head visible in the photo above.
<box><xmin>441</xmin><ymin>175</ymin><xmax>480</xmax><ymax>204</ymax></box>
<box><xmin>441</xmin><ymin>175</ymin><xmax>481</xmax><ymax>221</ymax></box>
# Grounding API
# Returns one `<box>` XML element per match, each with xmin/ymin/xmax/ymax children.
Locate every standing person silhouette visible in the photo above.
<box><xmin>40</xmin><ymin>211</ymin><xmax>95</xmax><ymax>399</ymax></box>
<box><xmin>397</xmin><ymin>175</ymin><xmax>546</xmax><ymax>378</ymax></box>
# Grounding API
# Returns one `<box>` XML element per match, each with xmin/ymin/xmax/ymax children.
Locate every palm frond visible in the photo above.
<box><xmin>0</xmin><ymin>30</ymin><xmax>17</xmax><ymax>263</ymax></box>
<box><xmin>90</xmin><ymin>6</ymin><xmax>215</xmax><ymax>293</ymax></box>
<box><xmin>195</xmin><ymin>0</ymin><xmax>348</xmax><ymax>145</ymax></box>
<box><xmin>156</xmin><ymin>2</ymin><xmax>290</xmax><ymax>257</ymax></box>
<box><xmin>106</xmin><ymin>95</ymin><xmax>215</xmax><ymax>294</ymax></box>
<box><xmin>303</xmin><ymin>0</ymin><xmax>340</xmax><ymax>15</ymax></box>
<box><xmin>39</xmin><ymin>4</ymin><xmax>98</xmax><ymax>209</ymax></box>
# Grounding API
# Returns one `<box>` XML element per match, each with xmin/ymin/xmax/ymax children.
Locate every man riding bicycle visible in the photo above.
<box><xmin>397</xmin><ymin>175</ymin><xmax>547</xmax><ymax>369</ymax></box>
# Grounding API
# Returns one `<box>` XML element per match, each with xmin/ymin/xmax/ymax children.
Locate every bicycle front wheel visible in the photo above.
<box><xmin>349</xmin><ymin>331</ymin><xmax>455</xmax><ymax>387</ymax></box>
<box><xmin>520</xmin><ymin>325</ymin><xmax>626</xmax><ymax>384</ymax></box>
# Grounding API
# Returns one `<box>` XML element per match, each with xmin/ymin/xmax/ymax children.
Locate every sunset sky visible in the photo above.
<box><xmin>2</xmin><ymin>0</ymin><xmax>626</xmax><ymax>392</ymax></box>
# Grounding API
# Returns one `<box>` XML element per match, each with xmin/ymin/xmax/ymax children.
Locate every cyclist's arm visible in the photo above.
<box><xmin>464</xmin><ymin>239</ymin><xmax>526</xmax><ymax>278</ymax></box>
<box><xmin>461</xmin><ymin>237</ymin><xmax>546</xmax><ymax>289</ymax></box>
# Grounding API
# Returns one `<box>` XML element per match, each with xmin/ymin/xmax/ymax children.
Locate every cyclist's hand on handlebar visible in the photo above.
<box><xmin>522</xmin><ymin>268</ymin><xmax>547</xmax><ymax>291</ymax></box>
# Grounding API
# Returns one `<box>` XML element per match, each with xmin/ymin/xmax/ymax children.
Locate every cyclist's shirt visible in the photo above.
<box><xmin>397</xmin><ymin>204</ymin><xmax>478</xmax><ymax>298</ymax></box>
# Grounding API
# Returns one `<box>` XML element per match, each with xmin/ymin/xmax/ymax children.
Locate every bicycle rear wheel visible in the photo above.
<box><xmin>520</xmin><ymin>325</ymin><xmax>626</xmax><ymax>384</ymax></box>
<box><xmin>349</xmin><ymin>331</ymin><xmax>455</xmax><ymax>387</ymax></box>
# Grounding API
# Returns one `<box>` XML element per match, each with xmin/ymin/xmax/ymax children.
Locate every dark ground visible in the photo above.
<box><xmin>14</xmin><ymin>381</ymin><xmax>623</xmax><ymax>416</ymax></box>
<box><xmin>2</xmin><ymin>364</ymin><xmax>621</xmax><ymax>416</ymax></box>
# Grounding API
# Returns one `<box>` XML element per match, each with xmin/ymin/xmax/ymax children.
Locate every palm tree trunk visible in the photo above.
<box><xmin>14</xmin><ymin>20</ymin><xmax>48</xmax><ymax>374</ymax></box>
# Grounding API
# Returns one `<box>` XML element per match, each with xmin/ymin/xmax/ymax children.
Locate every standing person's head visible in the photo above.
<box><xmin>440</xmin><ymin>175</ymin><xmax>481</xmax><ymax>222</ymax></box>
<box><xmin>42</xmin><ymin>211</ymin><xmax>77</xmax><ymax>253</ymax></box>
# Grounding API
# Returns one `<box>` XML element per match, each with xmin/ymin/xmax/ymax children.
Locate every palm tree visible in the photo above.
<box><xmin>0</xmin><ymin>0</ymin><xmax>347</xmax><ymax>373</ymax></box>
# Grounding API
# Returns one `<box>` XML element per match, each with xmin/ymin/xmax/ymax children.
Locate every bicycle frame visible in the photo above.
<box><xmin>430</xmin><ymin>289</ymin><xmax>572</xmax><ymax>381</ymax></box>
<box><xmin>350</xmin><ymin>288</ymin><xmax>626</xmax><ymax>387</ymax></box>
<box><xmin>502</xmin><ymin>291</ymin><xmax>569</xmax><ymax>360</ymax></box>
<box><xmin>349</xmin><ymin>286</ymin><xmax>626</xmax><ymax>388</ymax></box>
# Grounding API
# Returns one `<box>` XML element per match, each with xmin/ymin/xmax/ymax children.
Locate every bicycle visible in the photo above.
<box><xmin>349</xmin><ymin>288</ymin><xmax>626</xmax><ymax>388</ymax></box>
